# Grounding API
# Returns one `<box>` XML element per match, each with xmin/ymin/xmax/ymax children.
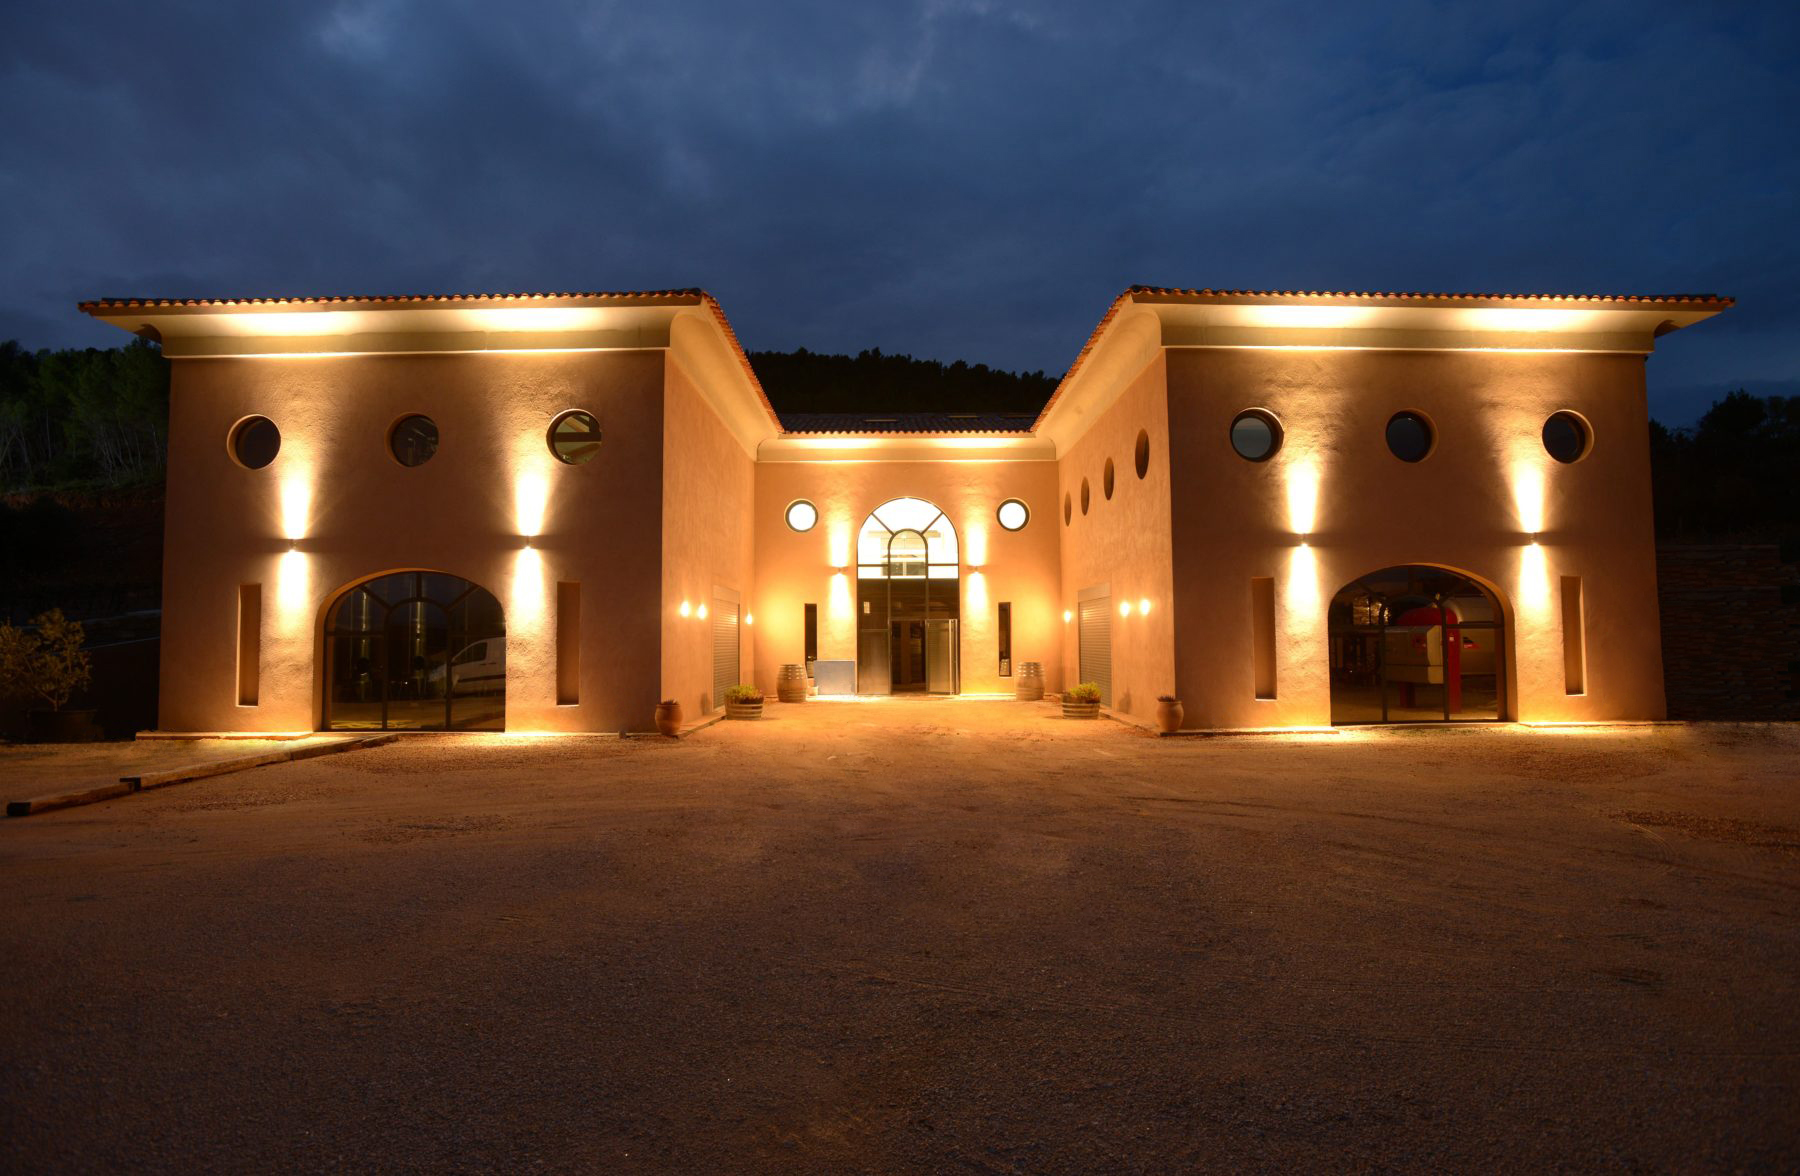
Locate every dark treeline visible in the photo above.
<box><xmin>0</xmin><ymin>339</ymin><xmax>170</xmax><ymax>490</ymax></box>
<box><xmin>1650</xmin><ymin>390</ymin><xmax>1800</xmax><ymax>541</ymax></box>
<box><xmin>749</xmin><ymin>347</ymin><xmax>1056</xmax><ymax>415</ymax></box>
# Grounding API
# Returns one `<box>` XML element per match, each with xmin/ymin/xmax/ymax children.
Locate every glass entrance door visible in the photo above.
<box><xmin>323</xmin><ymin>571</ymin><xmax>506</xmax><ymax>731</ymax></box>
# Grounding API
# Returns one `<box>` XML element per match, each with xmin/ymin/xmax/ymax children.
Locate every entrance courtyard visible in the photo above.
<box><xmin>2</xmin><ymin>702</ymin><xmax>1796</xmax><ymax>1171</ymax></box>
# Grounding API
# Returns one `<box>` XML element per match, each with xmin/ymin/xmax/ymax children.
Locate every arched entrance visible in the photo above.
<box><xmin>855</xmin><ymin>498</ymin><xmax>959</xmax><ymax>694</ymax></box>
<box><xmin>1328</xmin><ymin>566</ymin><xmax>1504</xmax><ymax>723</ymax></box>
<box><xmin>322</xmin><ymin>571</ymin><xmax>506</xmax><ymax>731</ymax></box>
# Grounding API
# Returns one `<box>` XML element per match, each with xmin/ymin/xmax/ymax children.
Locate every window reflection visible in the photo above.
<box><xmin>324</xmin><ymin>571</ymin><xmax>505</xmax><ymax>730</ymax></box>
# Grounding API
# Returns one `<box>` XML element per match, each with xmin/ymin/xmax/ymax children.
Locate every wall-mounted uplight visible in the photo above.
<box><xmin>679</xmin><ymin>600</ymin><xmax>692</xmax><ymax>618</ymax></box>
<box><xmin>1062</xmin><ymin>609</ymin><xmax>1073</xmax><ymax>624</ymax></box>
<box><xmin>1119</xmin><ymin>600</ymin><xmax>1132</xmax><ymax>617</ymax></box>
<box><xmin>697</xmin><ymin>603</ymin><xmax>709</xmax><ymax>620</ymax></box>
<box><xmin>1138</xmin><ymin>598</ymin><xmax>1151</xmax><ymax>616</ymax></box>
<box><xmin>745</xmin><ymin>613</ymin><xmax>754</xmax><ymax>626</ymax></box>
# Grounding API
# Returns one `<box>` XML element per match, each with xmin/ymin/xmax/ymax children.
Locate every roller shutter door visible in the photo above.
<box><xmin>1078</xmin><ymin>595</ymin><xmax>1112</xmax><ymax>707</ymax></box>
<box><xmin>712</xmin><ymin>598</ymin><xmax>739</xmax><ymax>710</ymax></box>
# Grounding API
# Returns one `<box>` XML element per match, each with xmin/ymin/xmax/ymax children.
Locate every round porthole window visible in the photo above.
<box><xmin>1135</xmin><ymin>429</ymin><xmax>1150</xmax><ymax>478</ymax></box>
<box><xmin>547</xmin><ymin>410</ymin><xmax>602</xmax><ymax>464</ymax></box>
<box><xmin>1080</xmin><ymin>477</ymin><xmax>1091</xmax><ymax>515</ymax></box>
<box><xmin>1542</xmin><ymin>411</ymin><xmax>1590</xmax><ymax>464</ymax></box>
<box><xmin>390</xmin><ymin>415</ymin><xmax>439</xmax><ymax>467</ymax></box>
<box><xmin>229</xmin><ymin>416</ymin><xmax>280</xmax><ymax>470</ymax></box>
<box><xmin>1230</xmin><ymin>409</ymin><xmax>1283</xmax><ymax>462</ymax></box>
<box><xmin>996</xmin><ymin>499</ymin><xmax>1029</xmax><ymax>531</ymax></box>
<box><xmin>1104</xmin><ymin>457</ymin><xmax>1116</xmax><ymax>499</ymax></box>
<box><xmin>785</xmin><ymin>499</ymin><xmax>818</xmax><ymax>532</ymax></box>
<box><xmin>1063</xmin><ymin>492</ymin><xmax>1072</xmax><ymax>526</ymax></box>
<box><xmin>1385</xmin><ymin>411</ymin><xmax>1434</xmax><ymax>463</ymax></box>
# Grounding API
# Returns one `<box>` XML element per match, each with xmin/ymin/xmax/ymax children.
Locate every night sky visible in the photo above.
<box><xmin>6</xmin><ymin>2</ymin><xmax>1796</xmax><ymax>423</ymax></box>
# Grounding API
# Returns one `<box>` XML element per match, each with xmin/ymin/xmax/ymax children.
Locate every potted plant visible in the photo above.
<box><xmin>724</xmin><ymin>684</ymin><xmax>765</xmax><ymax>720</ymax></box>
<box><xmin>0</xmin><ymin>609</ymin><xmax>96</xmax><ymax>742</ymax></box>
<box><xmin>654</xmin><ymin>698</ymin><xmax>683</xmax><ymax>736</ymax></box>
<box><xmin>1062</xmin><ymin>681</ymin><xmax>1102</xmax><ymax>719</ymax></box>
<box><xmin>1155</xmin><ymin>694</ymin><xmax>1184</xmax><ymax>733</ymax></box>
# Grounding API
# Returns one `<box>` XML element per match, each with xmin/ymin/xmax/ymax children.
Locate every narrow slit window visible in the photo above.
<box><xmin>556</xmin><ymin>581</ymin><xmax>580</xmax><ymax>705</ymax></box>
<box><xmin>236</xmin><ymin>584</ymin><xmax>261</xmax><ymax>706</ymax></box>
<box><xmin>1561</xmin><ymin>576</ymin><xmax>1585</xmax><ymax>695</ymax></box>
<box><xmin>1252</xmin><ymin>577</ymin><xmax>1277</xmax><ymax>700</ymax></box>
<box><xmin>998</xmin><ymin>602</ymin><xmax>1013</xmax><ymax>677</ymax></box>
<box><xmin>804</xmin><ymin>603</ymin><xmax>818</xmax><ymax>671</ymax></box>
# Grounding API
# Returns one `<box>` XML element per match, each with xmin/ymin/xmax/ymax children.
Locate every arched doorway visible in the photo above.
<box><xmin>856</xmin><ymin>498</ymin><xmax>959</xmax><ymax>694</ymax></box>
<box><xmin>322</xmin><ymin>571</ymin><xmax>506</xmax><ymax>731</ymax></box>
<box><xmin>1328</xmin><ymin>566</ymin><xmax>1504</xmax><ymax>723</ymax></box>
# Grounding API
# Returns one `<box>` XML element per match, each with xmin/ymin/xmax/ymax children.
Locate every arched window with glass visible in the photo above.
<box><xmin>855</xmin><ymin>498</ymin><xmax>960</xmax><ymax>695</ymax></box>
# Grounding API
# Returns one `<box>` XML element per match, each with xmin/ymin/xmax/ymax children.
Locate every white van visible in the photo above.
<box><xmin>430</xmin><ymin>639</ymin><xmax>505</xmax><ymax>694</ymax></box>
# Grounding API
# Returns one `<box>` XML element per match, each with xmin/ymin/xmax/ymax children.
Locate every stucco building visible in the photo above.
<box><xmin>81</xmin><ymin>285</ymin><xmax>1729</xmax><ymax>734</ymax></box>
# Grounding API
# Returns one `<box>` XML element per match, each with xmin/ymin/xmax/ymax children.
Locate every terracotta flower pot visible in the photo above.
<box><xmin>1155</xmin><ymin>698</ymin><xmax>1184</xmax><ymax>733</ymax></box>
<box><xmin>725</xmin><ymin>699</ymin><xmax>764</xmax><ymax>720</ymax></box>
<box><xmin>654</xmin><ymin>700</ymin><xmax>683</xmax><ymax>737</ymax></box>
<box><xmin>1061</xmin><ymin>698</ymin><xmax>1099</xmax><ymax>720</ymax></box>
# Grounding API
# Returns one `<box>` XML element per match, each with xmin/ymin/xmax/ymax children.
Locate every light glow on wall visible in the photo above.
<box><xmin>1285</xmin><ymin>459</ymin><xmax>1319</xmax><ymax>538</ymax></box>
<box><xmin>515</xmin><ymin>471</ymin><xmax>550</xmax><ymax>538</ymax></box>
<box><xmin>1138</xmin><ymin>598</ymin><xmax>1151</xmax><ymax>616</ymax></box>
<box><xmin>280</xmin><ymin>475</ymin><xmax>312</xmax><ymax>541</ymax></box>
<box><xmin>1286</xmin><ymin>543</ymin><xmax>1321</xmax><ymax>614</ymax></box>
<box><xmin>827</xmin><ymin>519</ymin><xmax>852</xmax><ymax>570</ymax></box>
<box><xmin>829</xmin><ymin>572</ymin><xmax>853</xmax><ymax>619</ymax></box>
<box><xmin>276</xmin><ymin>547</ymin><xmax>309</xmax><ymax>619</ymax></box>
<box><xmin>1063</xmin><ymin>609</ymin><xmax>1072</xmax><ymax>623</ymax></box>
<box><xmin>1512</xmin><ymin>462</ymin><xmax>1546</xmax><ymax>536</ymax></box>
<box><xmin>964</xmin><ymin>521</ymin><xmax>988</xmax><ymax>569</ymax></box>
<box><xmin>965</xmin><ymin>570</ymin><xmax>988</xmax><ymax>613</ymax></box>
<box><xmin>512</xmin><ymin>546</ymin><xmax>546</xmax><ymax>626</ymax></box>
<box><xmin>1119</xmin><ymin>600</ymin><xmax>1132</xmax><ymax>617</ymax></box>
<box><xmin>697</xmin><ymin>603</ymin><xmax>709</xmax><ymax>620</ymax></box>
<box><xmin>1519</xmin><ymin>542</ymin><xmax>1550</xmax><ymax>613</ymax></box>
<box><xmin>745</xmin><ymin>613</ymin><xmax>754</xmax><ymax>626</ymax></box>
<box><xmin>679</xmin><ymin>600</ymin><xmax>691</xmax><ymax>617</ymax></box>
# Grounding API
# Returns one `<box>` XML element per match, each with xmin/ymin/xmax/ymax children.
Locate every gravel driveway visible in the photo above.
<box><xmin>2</xmin><ymin>702</ymin><xmax>1796</xmax><ymax>1172</ymax></box>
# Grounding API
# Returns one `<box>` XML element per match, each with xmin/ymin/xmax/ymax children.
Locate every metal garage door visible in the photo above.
<box><xmin>712</xmin><ymin>597</ymin><xmax>739</xmax><ymax>710</ymax></box>
<box><xmin>1078</xmin><ymin>589</ymin><xmax>1112</xmax><ymax>707</ymax></box>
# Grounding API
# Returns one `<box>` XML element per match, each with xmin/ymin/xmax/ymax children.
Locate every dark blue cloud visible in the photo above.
<box><xmin>3</xmin><ymin>0</ymin><xmax>1794</xmax><ymax>421</ymax></box>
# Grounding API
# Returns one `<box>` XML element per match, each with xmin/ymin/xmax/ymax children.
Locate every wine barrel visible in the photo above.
<box><xmin>1015</xmin><ymin>661</ymin><xmax>1045</xmax><ymax>701</ymax></box>
<box><xmin>777</xmin><ymin>663</ymin><xmax>808</xmax><ymax>703</ymax></box>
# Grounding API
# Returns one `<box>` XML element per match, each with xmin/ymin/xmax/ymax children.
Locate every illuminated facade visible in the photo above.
<box><xmin>81</xmin><ymin>286</ymin><xmax>1728</xmax><ymax>733</ymax></box>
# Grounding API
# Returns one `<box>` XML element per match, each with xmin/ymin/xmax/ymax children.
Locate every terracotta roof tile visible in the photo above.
<box><xmin>779</xmin><ymin>412</ymin><xmax>1037</xmax><ymax>435</ymax></box>
<box><xmin>79</xmin><ymin>288</ymin><xmax>781</xmax><ymax>432</ymax></box>
<box><xmin>1029</xmin><ymin>285</ymin><xmax>1736</xmax><ymax>430</ymax></box>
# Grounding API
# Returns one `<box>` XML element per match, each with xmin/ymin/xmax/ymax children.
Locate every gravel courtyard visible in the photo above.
<box><xmin>2</xmin><ymin>702</ymin><xmax>1796</xmax><ymax>1172</ymax></box>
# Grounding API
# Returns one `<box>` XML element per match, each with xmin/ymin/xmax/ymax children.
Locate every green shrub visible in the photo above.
<box><xmin>0</xmin><ymin>608</ymin><xmax>91</xmax><ymax>711</ymax></box>
<box><xmin>724</xmin><ymin>684</ymin><xmax>764</xmax><ymax>704</ymax></box>
<box><xmin>1067</xmin><ymin>681</ymin><xmax>1102</xmax><ymax>704</ymax></box>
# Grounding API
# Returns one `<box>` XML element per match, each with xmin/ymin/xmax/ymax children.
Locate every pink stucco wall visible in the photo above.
<box><xmin>1055</xmin><ymin>354</ymin><xmax>1177</xmax><ymax>722</ymax></box>
<box><xmin>752</xmin><ymin>460</ymin><xmax>1063</xmax><ymax>696</ymax></box>
<box><xmin>660</xmin><ymin>357</ymin><xmax>756</xmax><ymax>716</ymax></box>
<box><xmin>1165</xmin><ymin>347</ymin><xmax>1665</xmax><ymax>727</ymax></box>
<box><xmin>159</xmin><ymin>350</ymin><xmax>666</xmax><ymax>734</ymax></box>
